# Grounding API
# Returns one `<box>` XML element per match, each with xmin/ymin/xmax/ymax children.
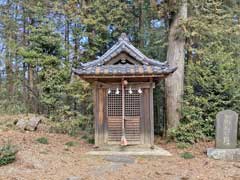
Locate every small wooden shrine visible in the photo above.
<box><xmin>73</xmin><ymin>33</ymin><xmax>176</xmax><ymax>147</ymax></box>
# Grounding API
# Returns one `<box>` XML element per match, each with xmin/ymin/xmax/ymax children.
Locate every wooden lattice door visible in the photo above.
<box><xmin>107</xmin><ymin>89</ymin><xmax>141</xmax><ymax>144</ymax></box>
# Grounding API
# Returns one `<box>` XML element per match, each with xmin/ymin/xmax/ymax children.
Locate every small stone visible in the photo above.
<box><xmin>25</xmin><ymin>116</ymin><xmax>41</xmax><ymax>131</ymax></box>
<box><xmin>16</xmin><ymin>119</ymin><xmax>28</xmax><ymax>130</ymax></box>
<box><xmin>66</xmin><ymin>177</ymin><xmax>81</xmax><ymax>180</ymax></box>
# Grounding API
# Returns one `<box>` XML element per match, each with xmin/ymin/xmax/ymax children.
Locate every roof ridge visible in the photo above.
<box><xmin>79</xmin><ymin>33</ymin><xmax>167</xmax><ymax>69</ymax></box>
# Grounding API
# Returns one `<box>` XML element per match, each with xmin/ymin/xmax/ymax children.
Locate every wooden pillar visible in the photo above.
<box><xmin>93</xmin><ymin>83</ymin><xmax>98</xmax><ymax>146</ymax></box>
<box><xmin>140</xmin><ymin>82</ymin><xmax>155</xmax><ymax>146</ymax></box>
<box><xmin>149</xmin><ymin>82</ymin><xmax>155</xmax><ymax>146</ymax></box>
<box><xmin>93</xmin><ymin>82</ymin><xmax>105</xmax><ymax>146</ymax></box>
<box><xmin>143</xmin><ymin>88</ymin><xmax>150</xmax><ymax>144</ymax></box>
<box><xmin>98</xmin><ymin>88</ymin><xmax>105</xmax><ymax>145</ymax></box>
<box><xmin>140</xmin><ymin>91</ymin><xmax>145</xmax><ymax>144</ymax></box>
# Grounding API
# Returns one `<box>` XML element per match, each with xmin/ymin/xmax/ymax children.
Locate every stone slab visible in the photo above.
<box><xmin>207</xmin><ymin>148</ymin><xmax>240</xmax><ymax>161</ymax></box>
<box><xmin>104</xmin><ymin>155</ymin><xmax>135</xmax><ymax>164</ymax></box>
<box><xmin>87</xmin><ymin>146</ymin><xmax>171</xmax><ymax>156</ymax></box>
<box><xmin>65</xmin><ymin>177</ymin><xmax>81</xmax><ymax>180</ymax></box>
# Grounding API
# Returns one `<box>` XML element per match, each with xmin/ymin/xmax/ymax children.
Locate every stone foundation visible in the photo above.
<box><xmin>207</xmin><ymin>148</ymin><xmax>240</xmax><ymax>161</ymax></box>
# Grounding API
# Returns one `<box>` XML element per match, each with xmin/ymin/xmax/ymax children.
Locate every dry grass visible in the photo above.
<box><xmin>0</xmin><ymin>116</ymin><xmax>239</xmax><ymax>180</ymax></box>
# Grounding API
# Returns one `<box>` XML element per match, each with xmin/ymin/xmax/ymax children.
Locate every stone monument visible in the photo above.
<box><xmin>216</xmin><ymin>110</ymin><xmax>238</xmax><ymax>149</ymax></box>
<box><xmin>207</xmin><ymin>110</ymin><xmax>240</xmax><ymax>161</ymax></box>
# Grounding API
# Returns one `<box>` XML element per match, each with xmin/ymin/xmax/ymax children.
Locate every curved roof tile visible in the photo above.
<box><xmin>73</xmin><ymin>33</ymin><xmax>177</xmax><ymax>77</ymax></box>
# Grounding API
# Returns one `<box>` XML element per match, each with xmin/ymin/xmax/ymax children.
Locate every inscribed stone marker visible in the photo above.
<box><xmin>216</xmin><ymin>110</ymin><xmax>238</xmax><ymax>149</ymax></box>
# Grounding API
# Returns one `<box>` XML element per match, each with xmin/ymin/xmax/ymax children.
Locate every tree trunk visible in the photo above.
<box><xmin>138</xmin><ymin>0</ymin><xmax>144</xmax><ymax>48</ymax></box>
<box><xmin>165</xmin><ymin>0</ymin><xmax>187</xmax><ymax>129</ymax></box>
<box><xmin>28</xmin><ymin>64</ymin><xmax>35</xmax><ymax>112</ymax></box>
<box><xmin>4</xmin><ymin>0</ymin><xmax>14</xmax><ymax>99</ymax></box>
<box><xmin>73</xmin><ymin>23</ymin><xmax>80</xmax><ymax>64</ymax></box>
<box><xmin>22</xmin><ymin>6</ymin><xmax>28</xmax><ymax>104</ymax></box>
<box><xmin>0</xmin><ymin>71</ymin><xmax>2</xmax><ymax>90</ymax></box>
<box><xmin>23</xmin><ymin>62</ymin><xmax>27</xmax><ymax>100</ymax></box>
<box><xmin>5</xmin><ymin>54</ymin><xmax>14</xmax><ymax>98</ymax></box>
<box><xmin>26</xmin><ymin>17</ymin><xmax>39</xmax><ymax>113</ymax></box>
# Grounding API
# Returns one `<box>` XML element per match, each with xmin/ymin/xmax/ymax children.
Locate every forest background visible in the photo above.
<box><xmin>0</xmin><ymin>0</ymin><xmax>239</xmax><ymax>144</ymax></box>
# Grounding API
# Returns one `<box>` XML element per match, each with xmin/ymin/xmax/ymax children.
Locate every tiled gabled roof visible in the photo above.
<box><xmin>73</xmin><ymin>33</ymin><xmax>176</xmax><ymax>77</ymax></box>
<box><xmin>73</xmin><ymin>64</ymin><xmax>176</xmax><ymax>76</ymax></box>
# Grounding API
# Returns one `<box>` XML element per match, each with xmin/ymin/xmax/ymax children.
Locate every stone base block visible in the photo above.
<box><xmin>207</xmin><ymin>148</ymin><xmax>240</xmax><ymax>161</ymax></box>
<box><xmin>87</xmin><ymin>146</ymin><xmax>172</xmax><ymax>156</ymax></box>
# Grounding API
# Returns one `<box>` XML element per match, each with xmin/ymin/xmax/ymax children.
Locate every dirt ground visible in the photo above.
<box><xmin>1</xmin><ymin>129</ymin><xmax>240</xmax><ymax>180</ymax></box>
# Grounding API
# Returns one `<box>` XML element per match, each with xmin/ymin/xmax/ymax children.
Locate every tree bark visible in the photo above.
<box><xmin>73</xmin><ymin>23</ymin><xmax>80</xmax><ymax>64</ymax></box>
<box><xmin>138</xmin><ymin>0</ymin><xmax>144</xmax><ymax>48</ymax></box>
<box><xmin>165</xmin><ymin>0</ymin><xmax>187</xmax><ymax>129</ymax></box>
<box><xmin>4</xmin><ymin>0</ymin><xmax>14</xmax><ymax>98</ymax></box>
<box><xmin>22</xmin><ymin>6</ymin><xmax>28</xmax><ymax>104</ymax></box>
<box><xmin>26</xmin><ymin>17</ymin><xmax>39</xmax><ymax>113</ymax></box>
<box><xmin>5</xmin><ymin>53</ymin><xmax>14</xmax><ymax>98</ymax></box>
<box><xmin>65</xmin><ymin>18</ymin><xmax>70</xmax><ymax>61</ymax></box>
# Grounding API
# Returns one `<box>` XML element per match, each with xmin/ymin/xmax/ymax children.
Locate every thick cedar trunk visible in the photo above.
<box><xmin>28</xmin><ymin>64</ymin><xmax>39</xmax><ymax>113</ymax></box>
<box><xmin>27</xmin><ymin>18</ymin><xmax>39</xmax><ymax>113</ymax></box>
<box><xmin>165</xmin><ymin>0</ymin><xmax>187</xmax><ymax>129</ymax></box>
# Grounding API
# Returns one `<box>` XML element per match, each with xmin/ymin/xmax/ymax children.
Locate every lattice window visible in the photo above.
<box><xmin>125</xmin><ymin>89</ymin><xmax>140</xmax><ymax>116</ymax></box>
<box><xmin>107</xmin><ymin>89</ymin><xmax>141</xmax><ymax>116</ymax></box>
<box><xmin>107</xmin><ymin>90</ymin><xmax>122</xmax><ymax>116</ymax></box>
